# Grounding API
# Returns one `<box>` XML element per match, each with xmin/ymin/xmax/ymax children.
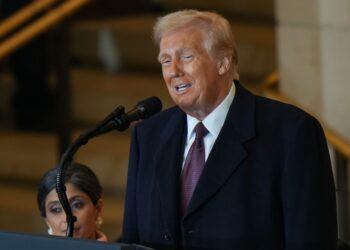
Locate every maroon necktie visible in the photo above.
<box><xmin>181</xmin><ymin>122</ymin><xmax>209</xmax><ymax>216</ymax></box>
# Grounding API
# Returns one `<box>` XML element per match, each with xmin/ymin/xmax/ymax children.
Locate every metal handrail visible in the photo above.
<box><xmin>0</xmin><ymin>0</ymin><xmax>59</xmax><ymax>38</ymax></box>
<box><xmin>0</xmin><ymin>0</ymin><xmax>91</xmax><ymax>60</ymax></box>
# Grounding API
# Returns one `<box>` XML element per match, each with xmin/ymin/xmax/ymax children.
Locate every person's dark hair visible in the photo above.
<box><xmin>37</xmin><ymin>162</ymin><xmax>102</xmax><ymax>217</ymax></box>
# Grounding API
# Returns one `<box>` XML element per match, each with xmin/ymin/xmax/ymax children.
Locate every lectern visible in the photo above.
<box><xmin>0</xmin><ymin>231</ymin><xmax>153</xmax><ymax>250</ymax></box>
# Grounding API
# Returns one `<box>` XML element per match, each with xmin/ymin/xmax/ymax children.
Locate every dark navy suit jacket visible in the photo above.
<box><xmin>122</xmin><ymin>82</ymin><xmax>337</xmax><ymax>250</ymax></box>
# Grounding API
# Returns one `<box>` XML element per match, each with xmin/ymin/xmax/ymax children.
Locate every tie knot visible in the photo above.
<box><xmin>194</xmin><ymin>122</ymin><xmax>208</xmax><ymax>139</ymax></box>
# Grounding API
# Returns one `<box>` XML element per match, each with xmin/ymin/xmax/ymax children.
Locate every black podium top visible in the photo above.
<box><xmin>0</xmin><ymin>231</ymin><xmax>153</xmax><ymax>250</ymax></box>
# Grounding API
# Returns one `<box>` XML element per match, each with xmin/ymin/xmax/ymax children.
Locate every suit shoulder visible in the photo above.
<box><xmin>254</xmin><ymin>94</ymin><xmax>318</xmax><ymax>124</ymax></box>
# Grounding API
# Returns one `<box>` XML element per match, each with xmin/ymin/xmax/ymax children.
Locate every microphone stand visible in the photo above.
<box><xmin>56</xmin><ymin>105</ymin><xmax>126</xmax><ymax>237</ymax></box>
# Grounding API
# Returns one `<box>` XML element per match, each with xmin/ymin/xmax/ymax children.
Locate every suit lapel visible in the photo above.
<box><xmin>185</xmin><ymin>82</ymin><xmax>256</xmax><ymax>218</ymax></box>
<box><xmin>154</xmin><ymin>108</ymin><xmax>186</xmax><ymax>240</ymax></box>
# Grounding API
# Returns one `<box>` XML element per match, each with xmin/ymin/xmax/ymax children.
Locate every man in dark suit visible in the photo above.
<box><xmin>121</xmin><ymin>10</ymin><xmax>337</xmax><ymax>249</ymax></box>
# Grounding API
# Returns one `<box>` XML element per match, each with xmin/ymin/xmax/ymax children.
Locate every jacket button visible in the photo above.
<box><xmin>187</xmin><ymin>229</ymin><xmax>197</xmax><ymax>235</ymax></box>
<box><xmin>163</xmin><ymin>233</ymin><xmax>170</xmax><ymax>241</ymax></box>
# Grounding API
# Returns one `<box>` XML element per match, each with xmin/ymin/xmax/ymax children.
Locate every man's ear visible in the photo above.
<box><xmin>217</xmin><ymin>56</ymin><xmax>231</xmax><ymax>75</ymax></box>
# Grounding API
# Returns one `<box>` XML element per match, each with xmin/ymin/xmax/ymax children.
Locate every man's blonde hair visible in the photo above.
<box><xmin>153</xmin><ymin>9</ymin><xmax>239</xmax><ymax>79</ymax></box>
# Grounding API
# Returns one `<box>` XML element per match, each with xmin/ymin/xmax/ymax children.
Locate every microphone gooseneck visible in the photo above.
<box><xmin>95</xmin><ymin>96</ymin><xmax>162</xmax><ymax>136</ymax></box>
<box><xmin>55</xmin><ymin>96</ymin><xmax>162</xmax><ymax>237</ymax></box>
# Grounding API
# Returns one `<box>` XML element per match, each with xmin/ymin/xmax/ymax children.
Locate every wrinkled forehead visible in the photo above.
<box><xmin>161</xmin><ymin>21</ymin><xmax>210</xmax><ymax>44</ymax></box>
<box><xmin>158</xmin><ymin>26</ymin><xmax>210</xmax><ymax>55</ymax></box>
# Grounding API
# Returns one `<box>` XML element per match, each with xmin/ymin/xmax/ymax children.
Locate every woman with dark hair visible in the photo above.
<box><xmin>37</xmin><ymin>162</ymin><xmax>107</xmax><ymax>241</ymax></box>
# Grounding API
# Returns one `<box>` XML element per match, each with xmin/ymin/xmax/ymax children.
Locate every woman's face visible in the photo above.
<box><xmin>44</xmin><ymin>182</ymin><xmax>103</xmax><ymax>240</ymax></box>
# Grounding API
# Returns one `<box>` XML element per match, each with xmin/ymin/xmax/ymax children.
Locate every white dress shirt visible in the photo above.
<box><xmin>182</xmin><ymin>83</ymin><xmax>236</xmax><ymax>168</ymax></box>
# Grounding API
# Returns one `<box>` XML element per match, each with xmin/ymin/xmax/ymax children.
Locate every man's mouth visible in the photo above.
<box><xmin>175</xmin><ymin>83</ymin><xmax>192</xmax><ymax>93</ymax></box>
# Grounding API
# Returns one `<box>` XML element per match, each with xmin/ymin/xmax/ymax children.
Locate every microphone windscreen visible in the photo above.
<box><xmin>137</xmin><ymin>96</ymin><xmax>162</xmax><ymax>119</ymax></box>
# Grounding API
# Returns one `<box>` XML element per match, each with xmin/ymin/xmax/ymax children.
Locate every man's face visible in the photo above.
<box><xmin>158</xmin><ymin>27</ymin><xmax>229</xmax><ymax>119</ymax></box>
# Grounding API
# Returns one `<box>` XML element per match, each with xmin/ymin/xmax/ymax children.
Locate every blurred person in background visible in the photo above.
<box><xmin>37</xmin><ymin>162</ymin><xmax>107</xmax><ymax>241</ymax></box>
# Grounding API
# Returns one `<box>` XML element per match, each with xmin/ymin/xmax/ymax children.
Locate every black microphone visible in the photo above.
<box><xmin>96</xmin><ymin>96</ymin><xmax>162</xmax><ymax>135</ymax></box>
<box><xmin>124</xmin><ymin>95</ymin><xmax>163</xmax><ymax>121</ymax></box>
<box><xmin>56</xmin><ymin>96</ymin><xmax>162</xmax><ymax>237</ymax></box>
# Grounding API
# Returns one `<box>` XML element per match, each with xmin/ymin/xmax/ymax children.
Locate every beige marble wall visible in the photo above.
<box><xmin>276</xmin><ymin>0</ymin><xmax>350</xmax><ymax>141</ymax></box>
<box><xmin>276</xmin><ymin>25</ymin><xmax>323</xmax><ymax>115</ymax></box>
<box><xmin>321</xmin><ymin>18</ymin><xmax>350</xmax><ymax>141</ymax></box>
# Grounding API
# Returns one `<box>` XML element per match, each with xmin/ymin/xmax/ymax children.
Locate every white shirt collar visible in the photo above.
<box><xmin>186</xmin><ymin>82</ymin><xmax>236</xmax><ymax>141</ymax></box>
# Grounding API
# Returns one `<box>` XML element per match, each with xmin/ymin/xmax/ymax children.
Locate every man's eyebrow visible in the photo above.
<box><xmin>157</xmin><ymin>53</ymin><xmax>167</xmax><ymax>62</ymax></box>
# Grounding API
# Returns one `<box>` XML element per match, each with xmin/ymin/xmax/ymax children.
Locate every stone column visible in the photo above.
<box><xmin>275</xmin><ymin>0</ymin><xmax>350</xmax><ymax>243</ymax></box>
<box><xmin>275</xmin><ymin>0</ymin><xmax>350</xmax><ymax>140</ymax></box>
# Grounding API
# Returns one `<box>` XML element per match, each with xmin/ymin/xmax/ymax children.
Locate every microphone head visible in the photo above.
<box><xmin>136</xmin><ymin>96</ymin><xmax>162</xmax><ymax>119</ymax></box>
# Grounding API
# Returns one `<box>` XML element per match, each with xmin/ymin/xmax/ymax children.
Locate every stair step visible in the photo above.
<box><xmin>155</xmin><ymin>0</ymin><xmax>274</xmax><ymax>19</ymax></box>
<box><xmin>0</xmin><ymin>130</ymin><xmax>132</xmax><ymax>191</ymax></box>
<box><xmin>71</xmin><ymin>68</ymin><xmax>174</xmax><ymax>125</ymax></box>
<box><xmin>0</xmin><ymin>74</ymin><xmax>15</xmax><ymax>128</ymax></box>
<box><xmin>70</xmin><ymin>14</ymin><xmax>159</xmax><ymax>71</ymax></box>
<box><xmin>0</xmin><ymin>67</ymin><xmax>174</xmax><ymax>126</ymax></box>
<box><xmin>0</xmin><ymin>184</ymin><xmax>43</xmax><ymax>233</ymax></box>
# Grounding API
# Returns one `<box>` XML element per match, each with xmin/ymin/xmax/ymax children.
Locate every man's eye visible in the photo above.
<box><xmin>161</xmin><ymin>59</ymin><xmax>171</xmax><ymax>65</ymax></box>
<box><xmin>183</xmin><ymin>55</ymin><xmax>193</xmax><ymax>60</ymax></box>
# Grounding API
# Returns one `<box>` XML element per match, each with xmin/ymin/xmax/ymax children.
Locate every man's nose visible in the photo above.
<box><xmin>169</xmin><ymin>60</ymin><xmax>183</xmax><ymax>77</ymax></box>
